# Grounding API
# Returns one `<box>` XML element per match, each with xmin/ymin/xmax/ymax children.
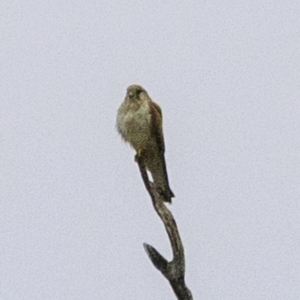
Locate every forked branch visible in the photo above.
<box><xmin>136</xmin><ymin>155</ymin><xmax>193</xmax><ymax>300</ymax></box>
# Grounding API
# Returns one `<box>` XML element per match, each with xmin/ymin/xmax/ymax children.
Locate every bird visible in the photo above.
<box><xmin>116</xmin><ymin>84</ymin><xmax>175</xmax><ymax>203</ymax></box>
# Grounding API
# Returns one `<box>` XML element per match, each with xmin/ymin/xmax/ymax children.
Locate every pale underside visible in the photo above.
<box><xmin>117</xmin><ymin>94</ymin><xmax>174</xmax><ymax>202</ymax></box>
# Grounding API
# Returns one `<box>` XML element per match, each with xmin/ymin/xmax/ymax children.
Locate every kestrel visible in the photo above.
<box><xmin>116</xmin><ymin>84</ymin><xmax>174</xmax><ymax>203</ymax></box>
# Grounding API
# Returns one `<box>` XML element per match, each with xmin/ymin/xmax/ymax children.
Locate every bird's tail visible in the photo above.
<box><xmin>149</xmin><ymin>153</ymin><xmax>175</xmax><ymax>203</ymax></box>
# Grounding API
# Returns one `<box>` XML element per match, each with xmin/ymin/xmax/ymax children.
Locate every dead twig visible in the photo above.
<box><xmin>136</xmin><ymin>155</ymin><xmax>193</xmax><ymax>300</ymax></box>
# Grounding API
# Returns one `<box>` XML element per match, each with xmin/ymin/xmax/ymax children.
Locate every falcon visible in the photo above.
<box><xmin>116</xmin><ymin>84</ymin><xmax>174</xmax><ymax>203</ymax></box>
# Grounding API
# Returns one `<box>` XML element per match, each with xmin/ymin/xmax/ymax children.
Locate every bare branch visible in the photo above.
<box><xmin>136</xmin><ymin>155</ymin><xmax>193</xmax><ymax>300</ymax></box>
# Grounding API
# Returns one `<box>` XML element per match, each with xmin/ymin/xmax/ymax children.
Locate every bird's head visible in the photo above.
<box><xmin>126</xmin><ymin>84</ymin><xmax>147</xmax><ymax>100</ymax></box>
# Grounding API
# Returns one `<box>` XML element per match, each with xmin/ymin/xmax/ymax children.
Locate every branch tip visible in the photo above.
<box><xmin>143</xmin><ymin>243</ymin><xmax>168</xmax><ymax>273</ymax></box>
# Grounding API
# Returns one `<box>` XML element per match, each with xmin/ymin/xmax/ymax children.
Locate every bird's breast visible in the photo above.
<box><xmin>118</xmin><ymin>102</ymin><xmax>152</xmax><ymax>151</ymax></box>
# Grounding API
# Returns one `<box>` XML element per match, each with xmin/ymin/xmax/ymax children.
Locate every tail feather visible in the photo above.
<box><xmin>148</xmin><ymin>153</ymin><xmax>174</xmax><ymax>203</ymax></box>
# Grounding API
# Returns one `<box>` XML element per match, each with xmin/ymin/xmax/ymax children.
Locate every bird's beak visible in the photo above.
<box><xmin>128</xmin><ymin>91</ymin><xmax>135</xmax><ymax>98</ymax></box>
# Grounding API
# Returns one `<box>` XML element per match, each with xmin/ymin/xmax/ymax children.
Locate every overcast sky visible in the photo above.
<box><xmin>2</xmin><ymin>1</ymin><xmax>300</xmax><ymax>299</ymax></box>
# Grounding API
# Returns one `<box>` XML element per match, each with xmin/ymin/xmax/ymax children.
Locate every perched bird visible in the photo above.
<box><xmin>116</xmin><ymin>84</ymin><xmax>174</xmax><ymax>203</ymax></box>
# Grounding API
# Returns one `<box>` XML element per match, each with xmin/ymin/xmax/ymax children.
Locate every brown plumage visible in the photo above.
<box><xmin>116</xmin><ymin>84</ymin><xmax>174</xmax><ymax>203</ymax></box>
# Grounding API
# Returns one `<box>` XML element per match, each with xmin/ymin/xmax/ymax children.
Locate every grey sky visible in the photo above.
<box><xmin>2</xmin><ymin>1</ymin><xmax>300</xmax><ymax>299</ymax></box>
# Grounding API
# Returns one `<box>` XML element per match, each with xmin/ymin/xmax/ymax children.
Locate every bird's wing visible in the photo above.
<box><xmin>149</xmin><ymin>101</ymin><xmax>165</xmax><ymax>153</ymax></box>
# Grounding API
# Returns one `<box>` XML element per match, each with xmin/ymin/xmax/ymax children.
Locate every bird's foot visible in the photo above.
<box><xmin>134</xmin><ymin>147</ymin><xmax>146</xmax><ymax>162</ymax></box>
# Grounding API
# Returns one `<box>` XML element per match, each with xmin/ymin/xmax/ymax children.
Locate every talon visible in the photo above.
<box><xmin>137</xmin><ymin>148</ymin><xmax>145</xmax><ymax>157</ymax></box>
<box><xmin>135</xmin><ymin>147</ymin><xmax>145</xmax><ymax>162</ymax></box>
